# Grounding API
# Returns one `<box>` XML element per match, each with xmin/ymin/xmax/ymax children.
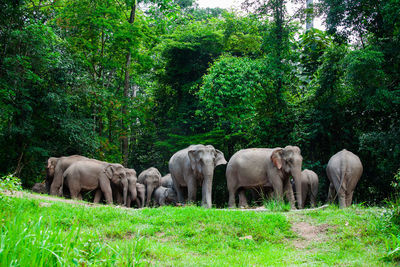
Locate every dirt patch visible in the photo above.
<box><xmin>291</xmin><ymin>222</ymin><xmax>331</xmax><ymax>249</ymax></box>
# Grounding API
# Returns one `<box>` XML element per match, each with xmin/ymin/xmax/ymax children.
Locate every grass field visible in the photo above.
<box><xmin>0</xmin><ymin>193</ymin><xmax>398</xmax><ymax>266</ymax></box>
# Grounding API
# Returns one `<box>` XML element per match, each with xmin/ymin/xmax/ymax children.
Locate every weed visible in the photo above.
<box><xmin>264</xmin><ymin>198</ymin><xmax>291</xmax><ymax>212</ymax></box>
<box><xmin>0</xmin><ymin>174</ymin><xmax>22</xmax><ymax>192</ymax></box>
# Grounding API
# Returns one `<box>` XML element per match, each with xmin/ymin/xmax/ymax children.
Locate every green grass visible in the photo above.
<box><xmin>264</xmin><ymin>199</ymin><xmax>292</xmax><ymax>212</ymax></box>
<box><xmin>0</xmin><ymin>195</ymin><xmax>398</xmax><ymax>266</ymax></box>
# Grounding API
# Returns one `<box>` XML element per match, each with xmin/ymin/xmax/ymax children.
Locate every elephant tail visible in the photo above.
<box><xmin>330</xmin><ymin>158</ymin><xmax>347</xmax><ymax>203</ymax></box>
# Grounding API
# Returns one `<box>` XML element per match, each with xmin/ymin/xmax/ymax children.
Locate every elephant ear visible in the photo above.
<box><xmin>214</xmin><ymin>149</ymin><xmax>227</xmax><ymax>166</ymax></box>
<box><xmin>188</xmin><ymin>149</ymin><xmax>201</xmax><ymax>175</ymax></box>
<box><xmin>47</xmin><ymin>157</ymin><xmax>58</xmax><ymax>169</ymax></box>
<box><xmin>104</xmin><ymin>165</ymin><xmax>115</xmax><ymax>180</ymax></box>
<box><xmin>271</xmin><ymin>149</ymin><xmax>283</xmax><ymax>170</ymax></box>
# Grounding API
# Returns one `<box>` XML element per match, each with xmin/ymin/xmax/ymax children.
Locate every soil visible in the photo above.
<box><xmin>291</xmin><ymin>221</ymin><xmax>331</xmax><ymax>249</ymax></box>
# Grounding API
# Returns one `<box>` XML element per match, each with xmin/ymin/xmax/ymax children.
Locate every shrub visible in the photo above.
<box><xmin>0</xmin><ymin>174</ymin><xmax>22</xmax><ymax>192</ymax></box>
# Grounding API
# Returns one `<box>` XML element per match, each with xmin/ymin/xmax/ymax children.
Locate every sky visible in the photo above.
<box><xmin>195</xmin><ymin>0</ymin><xmax>325</xmax><ymax>30</ymax></box>
<box><xmin>196</xmin><ymin>0</ymin><xmax>241</xmax><ymax>9</ymax></box>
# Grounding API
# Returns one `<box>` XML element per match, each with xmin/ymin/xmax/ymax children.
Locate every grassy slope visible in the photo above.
<box><xmin>0</xmin><ymin>194</ymin><xmax>396</xmax><ymax>266</ymax></box>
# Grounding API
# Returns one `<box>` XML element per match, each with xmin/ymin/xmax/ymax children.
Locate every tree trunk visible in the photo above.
<box><xmin>122</xmin><ymin>2</ymin><xmax>136</xmax><ymax>167</ymax></box>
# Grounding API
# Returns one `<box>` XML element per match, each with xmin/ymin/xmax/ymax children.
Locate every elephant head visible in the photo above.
<box><xmin>126</xmin><ymin>168</ymin><xmax>138</xmax><ymax>206</ymax></box>
<box><xmin>271</xmin><ymin>145</ymin><xmax>303</xmax><ymax>208</ymax></box>
<box><xmin>46</xmin><ymin>157</ymin><xmax>59</xmax><ymax>192</ymax></box>
<box><xmin>105</xmin><ymin>164</ymin><xmax>128</xmax><ymax>206</ymax></box>
<box><xmin>138</xmin><ymin>167</ymin><xmax>162</xmax><ymax>207</ymax></box>
<box><xmin>188</xmin><ymin>144</ymin><xmax>227</xmax><ymax>208</ymax></box>
<box><xmin>46</xmin><ymin>157</ymin><xmax>59</xmax><ymax>177</ymax></box>
<box><xmin>164</xmin><ymin>188</ymin><xmax>177</xmax><ymax>204</ymax></box>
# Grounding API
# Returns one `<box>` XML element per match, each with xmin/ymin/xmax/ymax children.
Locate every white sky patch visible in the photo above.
<box><xmin>195</xmin><ymin>0</ymin><xmax>325</xmax><ymax>30</ymax></box>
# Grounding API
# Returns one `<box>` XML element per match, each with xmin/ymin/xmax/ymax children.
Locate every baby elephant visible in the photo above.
<box><xmin>293</xmin><ymin>169</ymin><xmax>319</xmax><ymax>208</ymax></box>
<box><xmin>153</xmin><ymin>186</ymin><xmax>177</xmax><ymax>206</ymax></box>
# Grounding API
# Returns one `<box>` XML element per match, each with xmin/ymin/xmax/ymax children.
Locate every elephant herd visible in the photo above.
<box><xmin>40</xmin><ymin>144</ymin><xmax>363</xmax><ymax>209</ymax></box>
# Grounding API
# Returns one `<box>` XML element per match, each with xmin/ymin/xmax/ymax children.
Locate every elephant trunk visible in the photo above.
<box><xmin>121</xmin><ymin>179</ymin><xmax>128</xmax><ymax>206</ymax></box>
<box><xmin>129</xmin><ymin>182</ymin><xmax>137</xmax><ymax>204</ymax></box>
<box><xmin>202</xmin><ymin>164</ymin><xmax>214</xmax><ymax>208</ymax></box>
<box><xmin>292</xmin><ymin>170</ymin><xmax>303</xmax><ymax>209</ymax></box>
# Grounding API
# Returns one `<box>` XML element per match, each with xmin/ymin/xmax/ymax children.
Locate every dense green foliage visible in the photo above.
<box><xmin>0</xmin><ymin>195</ymin><xmax>397</xmax><ymax>265</ymax></box>
<box><xmin>0</xmin><ymin>0</ymin><xmax>399</xmax><ymax>207</ymax></box>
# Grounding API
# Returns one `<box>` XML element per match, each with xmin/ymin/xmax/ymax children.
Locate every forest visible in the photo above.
<box><xmin>1</xmin><ymin>0</ymin><xmax>399</xmax><ymax>207</ymax></box>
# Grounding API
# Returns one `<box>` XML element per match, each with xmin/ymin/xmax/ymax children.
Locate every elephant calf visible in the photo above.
<box><xmin>138</xmin><ymin>167</ymin><xmax>162</xmax><ymax>207</ymax></box>
<box><xmin>293</xmin><ymin>169</ymin><xmax>319</xmax><ymax>208</ymax></box>
<box><xmin>153</xmin><ymin>186</ymin><xmax>177</xmax><ymax>206</ymax></box>
<box><xmin>161</xmin><ymin>173</ymin><xmax>174</xmax><ymax>189</ymax></box>
<box><xmin>127</xmin><ymin>183</ymin><xmax>145</xmax><ymax>208</ymax></box>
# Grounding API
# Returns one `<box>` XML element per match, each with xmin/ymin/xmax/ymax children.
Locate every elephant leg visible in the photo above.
<box><xmin>126</xmin><ymin>195</ymin><xmax>131</xmax><ymax>208</ymax></box>
<box><xmin>227</xmin><ymin>183</ymin><xmax>237</xmax><ymax>208</ymax></box>
<box><xmin>283</xmin><ymin>180</ymin><xmax>296</xmax><ymax>209</ymax></box>
<box><xmin>271</xmin><ymin>178</ymin><xmax>283</xmax><ymax>202</ymax></box>
<box><xmin>300</xmin><ymin>185</ymin><xmax>308</xmax><ymax>209</ymax></box>
<box><xmin>93</xmin><ymin>189</ymin><xmax>102</xmax><ymax>203</ymax></box>
<box><xmin>238</xmin><ymin>189</ymin><xmax>248</xmax><ymax>208</ymax></box>
<box><xmin>310</xmin><ymin>185</ymin><xmax>318</xmax><ymax>208</ymax></box>
<box><xmin>99</xmin><ymin>179</ymin><xmax>113</xmax><ymax>205</ymax></box>
<box><xmin>69</xmin><ymin>188</ymin><xmax>79</xmax><ymax>200</ymax></box>
<box><xmin>171</xmin><ymin>174</ymin><xmax>184</xmax><ymax>204</ymax></box>
<box><xmin>136</xmin><ymin>198</ymin><xmax>141</xmax><ymax>208</ymax></box>
<box><xmin>187</xmin><ymin>177</ymin><xmax>197</xmax><ymax>204</ymax></box>
<box><xmin>345</xmin><ymin>191</ymin><xmax>354</xmax><ymax>207</ymax></box>
<box><xmin>327</xmin><ymin>183</ymin><xmax>335</xmax><ymax>203</ymax></box>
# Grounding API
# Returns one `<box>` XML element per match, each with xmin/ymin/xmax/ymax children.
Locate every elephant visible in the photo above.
<box><xmin>137</xmin><ymin>167</ymin><xmax>162</xmax><ymax>207</ymax></box>
<box><xmin>47</xmin><ymin>155</ymin><xmax>88</xmax><ymax>196</ymax></box>
<box><xmin>326</xmin><ymin>149</ymin><xmax>363</xmax><ymax>208</ymax></box>
<box><xmin>226</xmin><ymin>146</ymin><xmax>303</xmax><ymax>209</ymax></box>
<box><xmin>153</xmin><ymin>186</ymin><xmax>177</xmax><ymax>206</ymax></box>
<box><xmin>169</xmin><ymin>144</ymin><xmax>227</xmax><ymax>208</ymax></box>
<box><xmin>292</xmin><ymin>169</ymin><xmax>319</xmax><ymax>208</ymax></box>
<box><xmin>161</xmin><ymin>173</ymin><xmax>174</xmax><ymax>188</ymax></box>
<box><xmin>112</xmin><ymin>168</ymin><xmax>137</xmax><ymax>207</ymax></box>
<box><xmin>63</xmin><ymin>160</ymin><xmax>127</xmax><ymax>205</ymax></box>
<box><xmin>136</xmin><ymin>183</ymin><xmax>145</xmax><ymax>208</ymax></box>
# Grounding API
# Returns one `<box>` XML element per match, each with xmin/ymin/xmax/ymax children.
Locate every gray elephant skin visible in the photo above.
<box><xmin>294</xmin><ymin>169</ymin><xmax>319</xmax><ymax>208</ymax></box>
<box><xmin>138</xmin><ymin>167</ymin><xmax>162</xmax><ymax>207</ymax></box>
<box><xmin>169</xmin><ymin>144</ymin><xmax>227</xmax><ymax>208</ymax></box>
<box><xmin>161</xmin><ymin>173</ymin><xmax>174</xmax><ymax>188</ymax></box>
<box><xmin>153</xmin><ymin>186</ymin><xmax>177</xmax><ymax>206</ymax></box>
<box><xmin>47</xmin><ymin>155</ymin><xmax>88</xmax><ymax>196</ymax></box>
<box><xmin>326</xmin><ymin>149</ymin><xmax>363</xmax><ymax>208</ymax></box>
<box><xmin>226</xmin><ymin>146</ymin><xmax>303</xmax><ymax>209</ymax></box>
<box><xmin>63</xmin><ymin>160</ymin><xmax>128</xmax><ymax>205</ymax></box>
<box><xmin>112</xmin><ymin>168</ymin><xmax>137</xmax><ymax>206</ymax></box>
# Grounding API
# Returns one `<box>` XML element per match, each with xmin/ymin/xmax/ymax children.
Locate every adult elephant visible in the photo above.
<box><xmin>137</xmin><ymin>167</ymin><xmax>162</xmax><ymax>207</ymax></box>
<box><xmin>226</xmin><ymin>146</ymin><xmax>303</xmax><ymax>209</ymax></box>
<box><xmin>169</xmin><ymin>144</ymin><xmax>227</xmax><ymax>208</ymax></box>
<box><xmin>293</xmin><ymin>169</ymin><xmax>319</xmax><ymax>208</ymax></box>
<box><xmin>47</xmin><ymin>155</ymin><xmax>88</xmax><ymax>196</ymax></box>
<box><xmin>63</xmin><ymin>160</ymin><xmax>127</xmax><ymax>205</ymax></box>
<box><xmin>326</xmin><ymin>149</ymin><xmax>363</xmax><ymax>208</ymax></box>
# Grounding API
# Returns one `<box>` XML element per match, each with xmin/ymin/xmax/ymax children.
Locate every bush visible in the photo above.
<box><xmin>0</xmin><ymin>174</ymin><xmax>22</xmax><ymax>192</ymax></box>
